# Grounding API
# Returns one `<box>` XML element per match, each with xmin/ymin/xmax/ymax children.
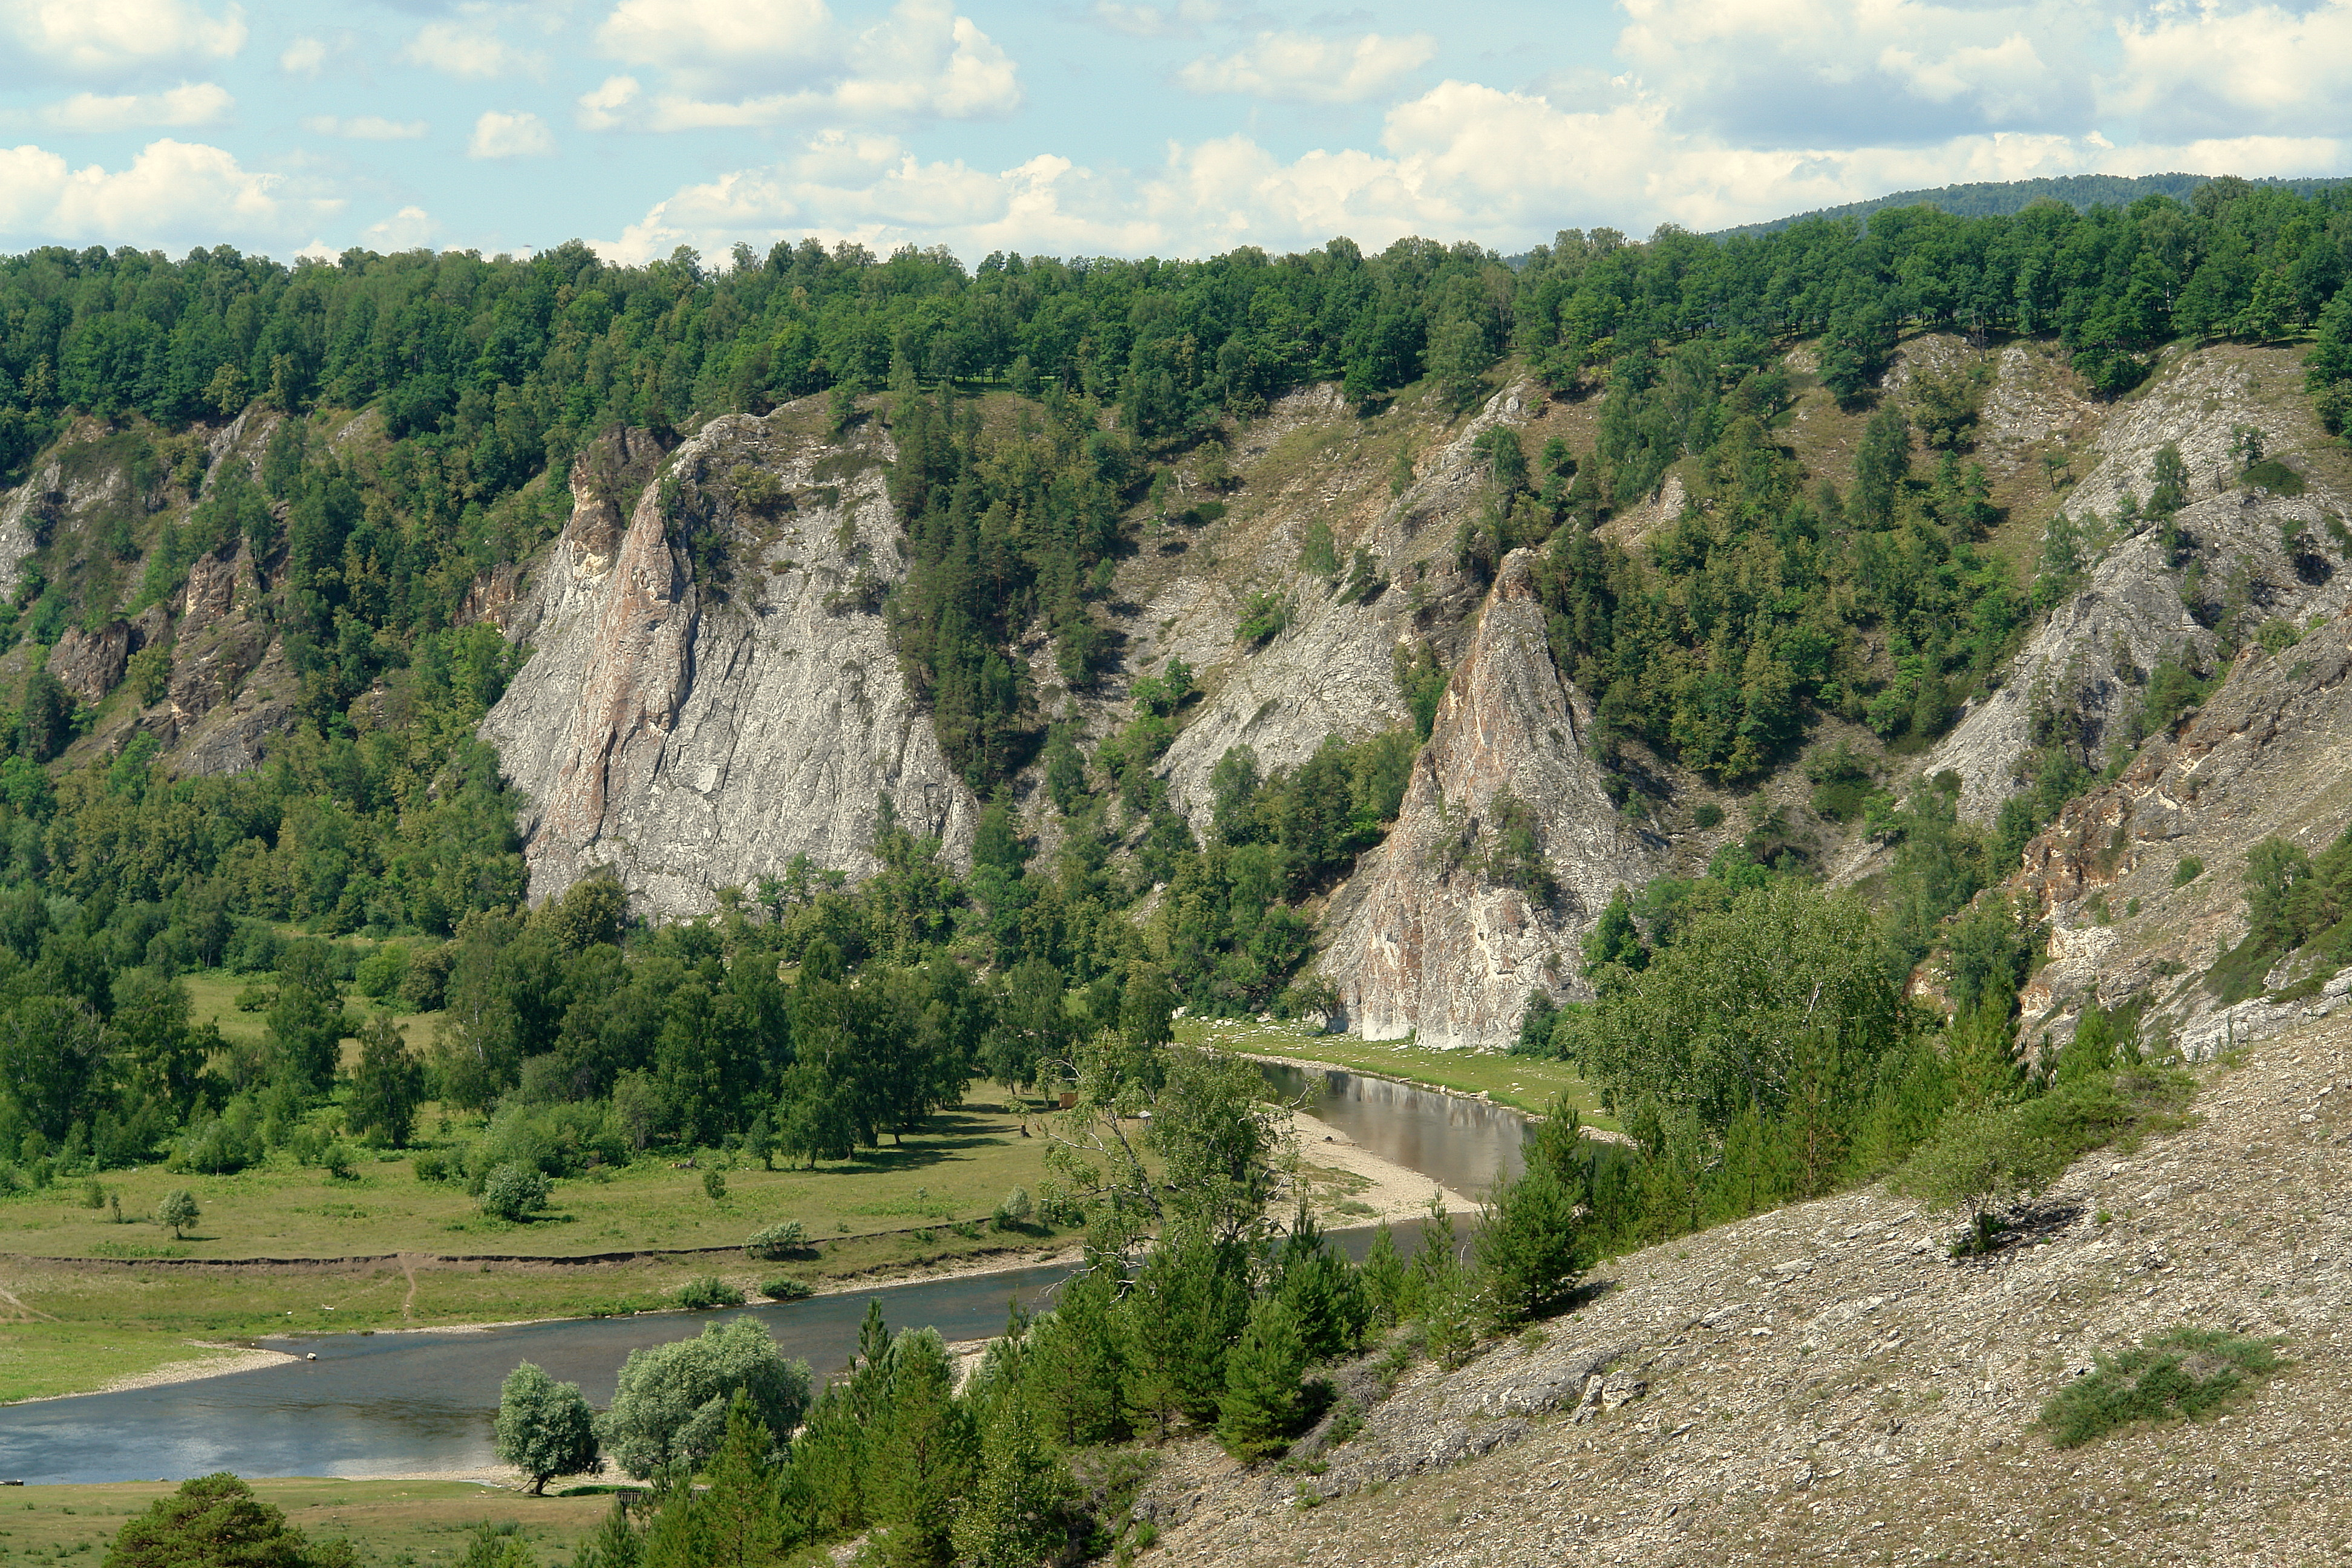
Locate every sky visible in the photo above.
<box><xmin>0</xmin><ymin>0</ymin><xmax>2348</xmax><ymax>267</ymax></box>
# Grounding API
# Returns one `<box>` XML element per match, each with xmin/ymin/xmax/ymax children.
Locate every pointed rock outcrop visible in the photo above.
<box><xmin>1320</xmin><ymin>549</ymin><xmax>1659</xmax><ymax>1047</ymax></box>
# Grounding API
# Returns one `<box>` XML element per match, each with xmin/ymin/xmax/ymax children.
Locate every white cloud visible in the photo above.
<box><xmin>2108</xmin><ymin>0</ymin><xmax>2352</xmax><ymax>139</ymax></box>
<box><xmin>1091</xmin><ymin>0</ymin><xmax>1221</xmax><ymax>38</ymax></box>
<box><xmin>402</xmin><ymin>18</ymin><xmax>541</xmax><ymax>80</ymax></box>
<box><xmin>279</xmin><ymin>37</ymin><xmax>325</xmax><ymax>76</ymax></box>
<box><xmin>578</xmin><ymin>76</ymin><xmax>642</xmax><ymax>131</ymax></box>
<box><xmin>595</xmin><ymin>0</ymin><xmax>832</xmax><ymax>88</ymax></box>
<box><xmin>42</xmin><ymin>82</ymin><xmax>233</xmax><ymax>131</ymax></box>
<box><xmin>589</xmin><ymin>56</ymin><xmax>2352</xmax><ymax>270</ymax></box>
<box><xmin>595</xmin><ymin>129</ymin><xmax>1154</xmax><ymax>262</ymax></box>
<box><xmin>1179</xmin><ymin>31</ymin><xmax>1437</xmax><ymax>104</ymax></box>
<box><xmin>1612</xmin><ymin>0</ymin><xmax>2088</xmax><ymax>145</ymax></box>
<box><xmin>0</xmin><ymin>137</ymin><xmax>335</xmax><ymax>248</ymax></box>
<box><xmin>363</xmin><ymin>205</ymin><xmax>436</xmax><ymax>250</ymax></box>
<box><xmin>4</xmin><ymin>0</ymin><xmax>246</xmax><ymax>80</ymax></box>
<box><xmin>586</xmin><ymin>0</ymin><xmax>1017</xmax><ymax>129</ymax></box>
<box><xmin>469</xmin><ymin>109</ymin><xmax>557</xmax><ymax>158</ymax></box>
<box><xmin>304</xmin><ymin>115</ymin><xmax>428</xmax><ymax>141</ymax></box>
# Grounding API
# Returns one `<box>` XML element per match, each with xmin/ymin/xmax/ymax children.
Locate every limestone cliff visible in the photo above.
<box><xmin>1319</xmin><ymin>549</ymin><xmax>1659</xmax><ymax>1047</ymax></box>
<box><xmin>480</xmin><ymin>413</ymin><xmax>978</xmax><ymax>920</ymax></box>
<box><xmin>1994</xmin><ymin>616</ymin><xmax>2352</xmax><ymax>1059</ymax></box>
<box><xmin>1915</xmin><ymin>350</ymin><xmax>2350</xmax><ymax>831</ymax></box>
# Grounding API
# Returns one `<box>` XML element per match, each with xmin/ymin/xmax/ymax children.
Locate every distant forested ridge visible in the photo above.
<box><xmin>1709</xmin><ymin>171</ymin><xmax>2352</xmax><ymax>238</ymax></box>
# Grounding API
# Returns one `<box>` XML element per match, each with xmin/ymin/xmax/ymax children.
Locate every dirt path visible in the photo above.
<box><xmin>0</xmin><ymin>1276</ymin><xmax>58</xmax><ymax>1321</ymax></box>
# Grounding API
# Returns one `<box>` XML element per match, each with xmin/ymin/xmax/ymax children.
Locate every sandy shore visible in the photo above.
<box><xmin>11</xmin><ymin>1342</ymin><xmax>302</xmax><ymax>1405</ymax></box>
<box><xmin>1289</xmin><ymin>1108</ymin><xmax>1478</xmax><ymax>1217</ymax></box>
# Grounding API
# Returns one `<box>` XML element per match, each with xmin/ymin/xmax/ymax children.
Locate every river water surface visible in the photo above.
<box><xmin>1</xmin><ymin>1064</ymin><xmax>1525</xmax><ymax>1483</ymax></box>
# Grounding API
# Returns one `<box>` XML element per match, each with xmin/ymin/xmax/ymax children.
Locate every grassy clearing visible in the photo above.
<box><xmin>0</xmin><ymin>1478</ymin><xmax>611</xmax><ymax>1566</ymax></box>
<box><xmin>1</xmin><ymin>1084</ymin><xmax>1079</xmax><ymax>1402</ymax></box>
<box><xmin>1174</xmin><ymin>1016</ymin><xmax>1612</xmax><ymax>1122</ymax></box>
<box><xmin>2</xmin><ymin>1088</ymin><xmax>1060</xmax><ymax>1264</ymax></box>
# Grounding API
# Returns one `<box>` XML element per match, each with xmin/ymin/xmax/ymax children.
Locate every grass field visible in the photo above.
<box><xmin>0</xmin><ymin>1084</ymin><xmax>1082</xmax><ymax>1403</ymax></box>
<box><xmin>4</xmin><ymin>1086</ymin><xmax>1063</xmax><ymax>1264</ymax></box>
<box><xmin>1174</xmin><ymin>1016</ymin><xmax>1613</xmax><ymax>1122</ymax></box>
<box><xmin>0</xmin><ymin>1478</ymin><xmax>614</xmax><ymax>1566</ymax></box>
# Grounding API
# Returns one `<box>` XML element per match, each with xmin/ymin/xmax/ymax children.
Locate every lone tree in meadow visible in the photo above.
<box><xmin>495</xmin><ymin>1361</ymin><xmax>601</xmax><ymax>1494</ymax></box>
<box><xmin>156</xmin><ymin>1189</ymin><xmax>199</xmax><ymax>1240</ymax></box>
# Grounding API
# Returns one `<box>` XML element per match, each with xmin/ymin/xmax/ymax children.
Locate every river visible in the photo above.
<box><xmin>0</xmin><ymin>1063</ymin><xmax>1527</xmax><ymax>1483</ymax></box>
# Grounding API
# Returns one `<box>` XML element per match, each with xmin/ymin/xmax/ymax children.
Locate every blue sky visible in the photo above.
<box><xmin>1</xmin><ymin>0</ymin><xmax>2348</xmax><ymax>265</ymax></box>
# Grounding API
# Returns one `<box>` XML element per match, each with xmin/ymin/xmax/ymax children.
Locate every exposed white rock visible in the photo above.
<box><xmin>482</xmin><ymin>413</ymin><xmax>978</xmax><ymax>920</ymax></box>
<box><xmin>1320</xmin><ymin>548</ymin><xmax>1661</xmax><ymax>1047</ymax></box>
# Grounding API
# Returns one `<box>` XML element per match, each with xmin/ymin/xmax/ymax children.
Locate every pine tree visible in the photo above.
<box><xmin>1024</xmin><ymin>1265</ymin><xmax>1127</xmax><ymax>1446</ymax></box>
<box><xmin>1217</xmin><ymin>1296</ymin><xmax>1309</xmax><ymax>1463</ymax></box>
<box><xmin>954</xmin><ymin>1391</ymin><xmax>1071</xmax><ymax>1568</ymax></box>
<box><xmin>1475</xmin><ymin>1152</ymin><xmax>1589</xmax><ymax>1331</ymax></box>
<box><xmin>871</xmin><ymin>1329</ymin><xmax>975</xmax><ymax>1568</ymax></box>
<box><xmin>1273</xmin><ymin>1208</ymin><xmax>1367</xmax><ymax>1362</ymax></box>
<box><xmin>1120</xmin><ymin>1232</ymin><xmax>1246</xmax><ymax>1434</ymax></box>
<box><xmin>570</xmin><ymin>1498</ymin><xmax>642</xmax><ymax>1568</ymax></box>
<box><xmin>1357</xmin><ymin>1223</ymin><xmax>1406</xmax><ymax>1328</ymax></box>
<box><xmin>696</xmin><ymin>1405</ymin><xmax>785</xmax><ymax>1555</ymax></box>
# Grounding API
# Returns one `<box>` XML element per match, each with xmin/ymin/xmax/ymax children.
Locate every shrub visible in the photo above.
<box><xmin>744</xmin><ymin>1220</ymin><xmax>808</xmax><ymax>1259</ymax></box>
<box><xmin>2172</xmin><ymin>855</ymin><xmax>2204</xmax><ymax>886</ymax></box>
<box><xmin>675</xmin><ymin>1276</ymin><xmax>746</xmax><ymax>1311</ymax></box>
<box><xmin>2038</xmin><ymin>1328</ymin><xmax>2281</xmax><ymax>1447</ymax></box>
<box><xmin>991</xmin><ymin>1187</ymin><xmax>1034</xmax><ymax>1230</ymax></box>
<box><xmin>760</xmin><ymin>1276</ymin><xmax>812</xmax><ymax>1301</ymax></box>
<box><xmin>479</xmin><ymin>1162</ymin><xmax>551</xmax><ymax>1222</ymax></box>
<box><xmin>106</xmin><ymin>1474</ymin><xmax>345</xmax><ymax>1567</ymax></box>
<box><xmin>354</xmin><ymin>942</ymin><xmax>410</xmax><ymax>1000</ymax></box>
<box><xmin>1236</xmin><ymin>590</ymin><xmax>1291</xmax><ymax>644</ymax></box>
<box><xmin>702</xmin><ymin>1168</ymin><xmax>728</xmax><ymax>1203</ymax></box>
<box><xmin>1691</xmin><ymin>802</ymin><xmax>1724</xmax><ymax>831</ymax></box>
<box><xmin>412</xmin><ymin>1149</ymin><xmax>455</xmax><ymax>1183</ymax></box>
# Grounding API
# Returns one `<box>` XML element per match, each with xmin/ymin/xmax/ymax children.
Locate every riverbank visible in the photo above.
<box><xmin>1180</xmin><ymin>1016</ymin><xmax>1613</xmax><ymax>1122</ymax></box>
<box><xmin>2</xmin><ymin>1088</ymin><xmax>1460</xmax><ymax>1405</ymax></box>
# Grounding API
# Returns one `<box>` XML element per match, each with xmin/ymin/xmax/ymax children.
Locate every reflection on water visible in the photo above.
<box><xmin>1258</xmin><ymin>1060</ymin><xmax>1532</xmax><ymax>1198</ymax></box>
<box><xmin>1</xmin><ymin>1060</ymin><xmax>1519</xmax><ymax>1484</ymax></box>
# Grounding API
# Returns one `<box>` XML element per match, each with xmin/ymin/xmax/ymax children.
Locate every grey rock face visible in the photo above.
<box><xmin>1151</xmin><ymin>382</ymin><xmax>1542</xmax><ymax>822</ymax></box>
<box><xmin>481</xmin><ymin>411</ymin><xmax>978</xmax><ymax>920</ymax></box>
<box><xmin>1320</xmin><ymin>549</ymin><xmax>1660</xmax><ymax>1047</ymax></box>
<box><xmin>1913</xmin><ymin>353</ymin><xmax>2350</xmax><ymax>831</ymax></box>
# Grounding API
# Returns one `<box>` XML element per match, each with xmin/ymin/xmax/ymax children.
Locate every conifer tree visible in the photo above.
<box><xmin>570</xmin><ymin>1498</ymin><xmax>643</xmax><ymax>1568</ymax></box>
<box><xmin>1024</xmin><ymin>1264</ymin><xmax>1127</xmax><ymax>1446</ymax></box>
<box><xmin>1217</xmin><ymin>1296</ymin><xmax>1310</xmax><ymax>1463</ymax></box>
<box><xmin>1357</xmin><ymin>1223</ymin><xmax>1406</xmax><ymax>1328</ymax></box>
<box><xmin>870</xmin><ymin>1328</ymin><xmax>975</xmax><ymax>1568</ymax></box>
<box><xmin>1475</xmin><ymin>1149</ymin><xmax>1590</xmax><ymax>1330</ymax></box>
<box><xmin>955</xmin><ymin>1391</ymin><xmax>1072</xmax><ymax>1568</ymax></box>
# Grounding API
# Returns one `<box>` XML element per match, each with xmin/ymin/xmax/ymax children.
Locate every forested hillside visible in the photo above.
<box><xmin>2</xmin><ymin>181</ymin><xmax>2352</xmax><ymax>1557</ymax></box>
